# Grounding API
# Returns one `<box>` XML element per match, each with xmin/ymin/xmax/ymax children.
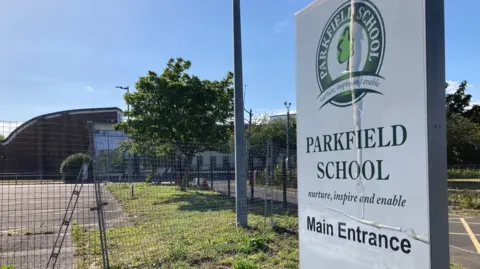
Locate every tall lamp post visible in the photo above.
<box><xmin>283</xmin><ymin>101</ymin><xmax>291</xmax><ymax>208</ymax></box>
<box><xmin>116</xmin><ymin>86</ymin><xmax>130</xmax><ymax>121</ymax></box>
<box><xmin>116</xmin><ymin>85</ymin><xmax>131</xmax><ymax>183</ymax></box>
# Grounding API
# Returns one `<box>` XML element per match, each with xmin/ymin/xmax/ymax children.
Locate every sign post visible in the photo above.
<box><xmin>295</xmin><ymin>0</ymin><xmax>448</xmax><ymax>268</ymax></box>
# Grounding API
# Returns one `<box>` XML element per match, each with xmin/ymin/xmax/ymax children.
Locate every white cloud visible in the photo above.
<box><xmin>274</xmin><ymin>20</ymin><xmax>291</xmax><ymax>34</ymax></box>
<box><xmin>446</xmin><ymin>80</ymin><xmax>475</xmax><ymax>94</ymax></box>
<box><xmin>446</xmin><ymin>80</ymin><xmax>480</xmax><ymax>108</ymax></box>
<box><xmin>86</xmin><ymin>86</ymin><xmax>94</xmax><ymax>92</ymax></box>
<box><xmin>446</xmin><ymin>80</ymin><xmax>460</xmax><ymax>94</ymax></box>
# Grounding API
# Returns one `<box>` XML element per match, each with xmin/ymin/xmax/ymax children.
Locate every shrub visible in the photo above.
<box><xmin>145</xmin><ymin>176</ymin><xmax>152</xmax><ymax>184</ymax></box>
<box><xmin>60</xmin><ymin>153</ymin><xmax>90</xmax><ymax>183</ymax></box>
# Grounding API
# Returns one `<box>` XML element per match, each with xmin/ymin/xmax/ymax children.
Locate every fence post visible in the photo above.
<box><xmin>251</xmin><ymin>170</ymin><xmax>255</xmax><ymax>201</ymax></box>
<box><xmin>227</xmin><ymin>162</ymin><xmax>231</xmax><ymax>196</ymax></box>
<box><xmin>282</xmin><ymin>157</ymin><xmax>287</xmax><ymax>209</ymax></box>
<box><xmin>197</xmin><ymin>157</ymin><xmax>200</xmax><ymax>187</ymax></box>
<box><xmin>131</xmin><ymin>184</ymin><xmax>134</xmax><ymax>199</ymax></box>
<box><xmin>210</xmin><ymin>162</ymin><xmax>214</xmax><ymax>191</ymax></box>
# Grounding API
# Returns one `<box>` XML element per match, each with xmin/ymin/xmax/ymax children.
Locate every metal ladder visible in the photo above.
<box><xmin>45</xmin><ymin>162</ymin><xmax>88</xmax><ymax>269</ymax></box>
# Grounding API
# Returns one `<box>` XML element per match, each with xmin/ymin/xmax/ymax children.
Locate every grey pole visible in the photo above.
<box><xmin>425</xmin><ymin>0</ymin><xmax>449</xmax><ymax>268</ymax></box>
<box><xmin>233</xmin><ymin>0</ymin><xmax>248</xmax><ymax>227</ymax></box>
<box><xmin>283</xmin><ymin>102</ymin><xmax>291</xmax><ymax>208</ymax></box>
<box><xmin>116</xmin><ymin>86</ymin><xmax>130</xmax><ymax>121</ymax></box>
<box><xmin>248</xmin><ymin>108</ymin><xmax>253</xmax><ymax>200</ymax></box>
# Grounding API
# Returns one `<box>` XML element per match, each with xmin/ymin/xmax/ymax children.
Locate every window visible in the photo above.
<box><xmin>197</xmin><ymin>156</ymin><xmax>203</xmax><ymax>168</ymax></box>
<box><xmin>223</xmin><ymin>156</ymin><xmax>229</xmax><ymax>169</ymax></box>
<box><xmin>210</xmin><ymin>156</ymin><xmax>217</xmax><ymax>170</ymax></box>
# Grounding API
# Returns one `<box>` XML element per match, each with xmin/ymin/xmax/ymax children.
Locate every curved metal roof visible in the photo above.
<box><xmin>0</xmin><ymin>107</ymin><xmax>122</xmax><ymax>146</ymax></box>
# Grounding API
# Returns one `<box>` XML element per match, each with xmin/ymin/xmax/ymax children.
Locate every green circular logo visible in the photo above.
<box><xmin>316</xmin><ymin>0</ymin><xmax>386</xmax><ymax>109</ymax></box>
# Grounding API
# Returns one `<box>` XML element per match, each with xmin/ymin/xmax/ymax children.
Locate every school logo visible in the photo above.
<box><xmin>316</xmin><ymin>0</ymin><xmax>386</xmax><ymax>109</ymax></box>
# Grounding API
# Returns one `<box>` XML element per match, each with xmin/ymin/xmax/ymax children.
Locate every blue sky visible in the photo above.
<box><xmin>0</xmin><ymin>0</ymin><xmax>478</xmax><ymax>123</ymax></box>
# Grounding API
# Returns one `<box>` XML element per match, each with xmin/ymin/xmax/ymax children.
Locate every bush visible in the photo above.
<box><xmin>60</xmin><ymin>153</ymin><xmax>90</xmax><ymax>183</ymax></box>
<box><xmin>448</xmin><ymin>168</ymin><xmax>480</xmax><ymax>179</ymax></box>
<box><xmin>145</xmin><ymin>176</ymin><xmax>152</xmax><ymax>184</ymax></box>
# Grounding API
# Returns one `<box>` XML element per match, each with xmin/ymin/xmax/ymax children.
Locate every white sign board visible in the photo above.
<box><xmin>296</xmin><ymin>0</ymin><xmax>448</xmax><ymax>268</ymax></box>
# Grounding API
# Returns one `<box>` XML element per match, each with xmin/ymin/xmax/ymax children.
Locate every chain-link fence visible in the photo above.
<box><xmin>3</xmin><ymin>119</ymin><xmax>479</xmax><ymax>268</ymax></box>
<box><xmin>1</xmin><ymin>120</ymin><xmax>300</xmax><ymax>269</ymax></box>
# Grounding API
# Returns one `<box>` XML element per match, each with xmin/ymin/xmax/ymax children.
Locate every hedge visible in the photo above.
<box><xmin>60</xmin><ymin>153</ymin><xmax>90</xmax><ymax>183</ymax></box>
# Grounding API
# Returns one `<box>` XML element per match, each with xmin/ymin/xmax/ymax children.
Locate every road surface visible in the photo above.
<box><xmin>0</xmin><ymin>183</ymin><xmax>126</xmax><ymax>269</ymax></box>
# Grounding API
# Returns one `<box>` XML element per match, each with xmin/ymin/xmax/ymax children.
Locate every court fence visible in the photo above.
<box><xmin>1</xmin><ymin>124</ymin><xmax>299</xmax><ymax>268</ymax></box>
<box><xmin>1</xmin><ymin>123</ymin><xmax>479</xmax><ymax>268</ymax></box>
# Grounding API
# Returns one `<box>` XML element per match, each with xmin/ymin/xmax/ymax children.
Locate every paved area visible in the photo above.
<box><xmin>0</xmin><ymin>183</ymin><xmax>127</xmax><ymax>269</ymax></box>
<box><xmin>213</xmin><ymin>180</ymin><xmax>480</xmax><ymax>269</ymax></box>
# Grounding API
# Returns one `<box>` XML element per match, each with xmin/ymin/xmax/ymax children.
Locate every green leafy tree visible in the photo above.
<box><xmin>463</xmin><ymin>104</ymin><xmax>480</xmax><ymax>124</ymax></box>
<box><xmin>116</xmin><ymin>139</ymin><xmax>173</xmax><ymax>178</ymax></box>
<box><xmin>246</xmin><ymin>114</ymin><xmax>296</xmax><ymax>168</ymax></box>
<box><xmin>446</xmin><ymin>80</ymin><xmax>470</xmax><ymax>116</ymax></box>
<box><xmin>115</xmin><ymin>58</ymin><xmax>234</xmax><ymax>190</ymax></box>
<box><xmin>447</xmin><ymin>114</ymin><xmax>480</xmax><ymax>164</ymax></box>
<box><xmin>0</xmin><ymin>134</ymin><xmax>4</xmax><ymax>140</ymax></box>
<box><xmin>445</xmin><ymin>80</ymin><xmax>480</xmax><ymax>165</ymax></box>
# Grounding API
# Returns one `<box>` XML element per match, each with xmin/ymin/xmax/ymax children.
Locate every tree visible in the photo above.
<box><xmin>445</xmin><ymin>80</ymin><xmax>480</xmax><ymax>165</ymax></box>
<box><xmin>463</xmin><ymin>104</ymin><xmax>480</xmax><ymax>124</ymax></box>
<box><xmin>446</xmin><ymin>80</ymin><xmax>470</xmax><ymax>116</ymax></box>
<box><xmin>0</xmin><ymin>134</ymin><xmax>4</xmax><ymax>140</ymax></box>
<box><xmin>246</xmin><ymin>114</ymin><xmax>297</xmax><ymax>168</ymax></box>
<box><xmin>115</xmin><ymin>58</ymin><xmax>234</xmax><ymax>189</ymax></box>
<box><xmin>116</xmin><ymin>139</ymin><xmax>173</xmax><ymax>179</ymax></box>
<box><xmin>447</xmin><ymin>114</ymin><xmax>480</xmax><ymax>164</ymax></box>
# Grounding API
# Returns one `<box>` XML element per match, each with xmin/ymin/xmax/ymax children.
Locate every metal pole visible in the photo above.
<box><xmin>116</xmin><ymin>85</ymin><xmax>130</xmax><ymax>121</ymax></box>
<box><xmin>247</xmin><ymin>109</ymin><xmax>252</xmax><ymax>200</ymax></box>
<box><xmin>227</xmin><ymin>161</ymin><xmax>231</xmax><ymax>196</ymax></box>
<box><xmin>233</xmin><ymin>0</ymin><xmax>248</xmax><ymax>228</ymax></box>
<box><xmin>425</xmin><ymin>0</ymin><xmax>449</xmax><ymax>267</ymax></box>
<box><xmin>283</xmin><ymin>102</ymin><xmax>291</xmax><ymax>209</ymax></box>
<box><xmin>126</xmin><ymin>86</ymin><xmax>130</xmax><ymax>121</ymax></box>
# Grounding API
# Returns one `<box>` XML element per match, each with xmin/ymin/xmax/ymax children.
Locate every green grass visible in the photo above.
<box><xmin>450</xmin><ymin>262</ymin><xmax>466</xmax><ymax>269</ymax></box>
<box><xmin>72</xmin><ymin>184</ymin><xmax>298</xmax><ymax>269</ymax></box>
<box><xmin>449</xmin><ymin>190</ymin><xmax>480</xmax><ymax>216</ymax></box>
<box><xmin>448</xmin><ymin>168</ymin><xmax>480</xmax><ymax>179</ymax></box>
<box><xmin>0</xmin><ymin>265</ymin><xmax>15</xmax><ymax>269</ymax></box>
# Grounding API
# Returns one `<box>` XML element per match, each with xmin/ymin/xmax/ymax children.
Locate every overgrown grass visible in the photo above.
<box><xmin>448</xmin><ymin>190</ymin><xmax>480</xmax><ymax>216</ymax></box>
<box><xmin>72</xmin><ymin>184</ymin><xmax>298</xmax><ymax>268</ymax></box>
<box><xmin>448</xmin><ymin>168</ymin><xmax>480</xmax><ymax>179</ymax></box>
<box><xmin>450</xmin><ymin>262</ymin><xmax>466</xmax><ymax>269</ymax></box>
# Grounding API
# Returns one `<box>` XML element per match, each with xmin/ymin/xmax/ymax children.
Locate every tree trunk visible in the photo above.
<box><xmin>180</xmin><ymin>153</ymin><xmax>194</xmax><ymax>191</ymax></box>
<box><xmin>150</xmin><ymin>156</ymin><xmax>157</xmax><ymax>179</ymax></box>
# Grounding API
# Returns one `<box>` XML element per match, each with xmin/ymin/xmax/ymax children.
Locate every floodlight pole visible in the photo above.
<box><xmin>115</xmin><ymin>86</ymin><xmax>129</xmax><ymax>121</ymax></box>
<box><xmin>233</xmin><ymin>0</ymin><xmax>248</xmax><ymax>228</ymax></box>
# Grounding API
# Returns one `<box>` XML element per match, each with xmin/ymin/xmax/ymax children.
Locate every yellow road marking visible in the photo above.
<box><xmin>460</xmin><ymin>218</ymin><xmax>480</xmax><ymax>253</ymax></box>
